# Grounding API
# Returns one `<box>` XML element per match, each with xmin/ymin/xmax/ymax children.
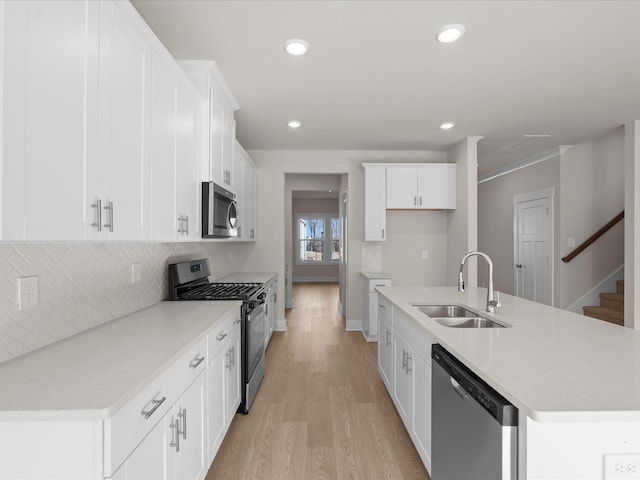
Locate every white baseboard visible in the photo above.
<box><xmin>275</xmin><ymin>318</ymin><xmax>288</xmax><ymax>331</ymax></box>
<box><xmin>346</xmin><ymin>319</ymin><xmax>362</xmax><ymax>332</ymax></box>
<box><xmin>292</xmin><ymin>276</ymin><xmax>339</xmax><ymax>283</ymax></box>
<box><xmin>360</xmin><ymin>330</ymin><xmax>378</xmax><ymax>343</ymax></box>
<box><xmin>566</xmin><ymin>265</ymin><xmax>624</xmax><ymax>314</ymax></box>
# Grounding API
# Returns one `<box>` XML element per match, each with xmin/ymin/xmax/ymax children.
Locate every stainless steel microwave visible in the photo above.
<box><xmin>202</xmin><ymin>182</ymin><xmax>238</xmax><ymax>238</ymax></box>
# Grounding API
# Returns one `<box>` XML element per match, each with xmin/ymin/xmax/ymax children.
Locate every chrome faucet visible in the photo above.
<box><xmin>458</xmin><ymin>251</ymin><xmax>501</xmax><ymax>313</ymax></box>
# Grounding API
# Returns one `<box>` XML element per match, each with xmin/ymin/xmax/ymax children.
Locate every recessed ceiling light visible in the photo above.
<box><xmin>436</xmin><ymin>24</ymin><xmax>465</xmax><ymax>43</ymax></box>
<box><xmin>440</xmin><ymin>122</ymin><xmax>455</xmax><ymax>130</ymax></box>
<box><xmin>288</xmin><ymin>120</ymin><xmax>302</xmax><ymax>129</ymax></box>
<box><xmin>284</xmin><ymin>39</ymin><xmax>309</xmax><ymax>56</ymax></box>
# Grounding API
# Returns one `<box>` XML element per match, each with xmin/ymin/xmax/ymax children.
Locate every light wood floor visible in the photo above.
<box><xmin>205</xmin><ymin>282</ymin><xmax>429</xmax><ymax>480</ymax></box>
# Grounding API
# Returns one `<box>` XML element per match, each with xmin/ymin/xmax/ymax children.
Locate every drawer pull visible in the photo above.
<box><xmin>189</xmin><ymin>355</ymin><xmax>205</xmax><ymax>369</ymax></box>
<box><xmin>178</xmin><ymin>408</ymin><xmax>187</xmax><ymax>440</ymax></box>
<box><xmin>170</xmin><ymin>418</ymin><xmax>180</xmax><ymax>452</ymax></box>
<box><xmin>216</xmin><ymin>332</ymin><xmax>227</xmax><ymax>341</ymax></box>
<box><xmin>378</xmin><ymin>304</ymin><xmax>386</xmax><ymax>309</ymax></box>
<box><xmin>141</xmin><ymin>396</ymin><xmax>166</xmax><ymax>419</ymax></box>
<box><xmin>234</xmin><ymin>317</ymin><xmax>241</xmax><ymax>325</ymax></box>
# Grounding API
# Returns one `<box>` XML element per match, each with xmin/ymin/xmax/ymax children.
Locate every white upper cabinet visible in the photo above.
<box><xmin>362</xmin><ymin>165</ymin><xmax>387</xmax><ymax>241</ymax></box>
<box><xmin>180</xmin><ymin>61</ymin><xmax>240</xmax><ymax>192</ymax></box>
<box><xmin>233</xmin><ymin>140</ymin><xmax>257</xmax><ymax>241</ymax></box>
<box><xmin>0</xmin><ymin>0</ymin><xmax>100</xmax><ymax>241</ymax></box>
<box><xmin>1</xmin><ymin>0</ymin><xmax>207</xmax><ymax>242</ymax></box>
<box><xmin>97</xmin><ymin>0</ymin><xmax>152</xmax><ymax>241</ymax></box>
<box><xmin>386</xmin><ymin>165</ymin><xmax>456</xmax><ymax>210</ymax></box>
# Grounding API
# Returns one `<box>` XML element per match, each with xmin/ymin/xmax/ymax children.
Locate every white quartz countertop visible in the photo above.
<box><xmin>215</xmin><ymin>272</ymin><xmax>277</xmax><ymax>284</ymax></box>
<box><xmin>0</xmin><ymin>301</ymin><xmax>241</xmax><ymax>421</ymax></box>
<box><xmin>377</xmin><ymin>286</ymin><xmax>640</xmax><ymax>422</ymax></box>
<box><xmin>361</xmin><ymin>271</ymin><xmax>391</xmax><ymax>280</ymax></box>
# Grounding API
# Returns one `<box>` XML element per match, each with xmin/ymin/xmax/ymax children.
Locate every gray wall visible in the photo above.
<box><xmin>478</xmin><ymin>127</ymin><xmax>624</xmax><ymax>308</ymax></box>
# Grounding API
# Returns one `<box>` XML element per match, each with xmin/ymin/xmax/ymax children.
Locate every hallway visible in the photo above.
<box><xmin>205</xmin><ymin>282</ymin><xmax>429</xmax><ymax>480</ymax></box>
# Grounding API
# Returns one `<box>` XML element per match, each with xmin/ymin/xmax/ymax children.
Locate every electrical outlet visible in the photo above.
<box><xmin>604</xmin><ymin>454</ymin><xmax>640</xmax><ymax>479</ymax></box>
<box><xmin>131</xmin><ymin>263</ymin><xmax>141</xmax><ymax>284</ymax></box>
<box><xmin>421</xmin><ymin>250</ymin><xmax>429</xmax><ymax>260</ymax></box>
<box><xmin>18</xmin><ymin>276</ymin><xmax>38</xmax><ymax>310</ymax></box>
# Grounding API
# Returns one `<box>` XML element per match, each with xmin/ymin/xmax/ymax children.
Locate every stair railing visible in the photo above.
<box><xmin>561</xmin><ymin>211</ymin><xmax>624</xmax><ymax>263</ymax></box>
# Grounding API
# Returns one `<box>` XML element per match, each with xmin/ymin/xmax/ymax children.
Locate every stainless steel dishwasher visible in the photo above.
<box><xmin>431</xmin><ymin>344</ymin><xmax>518</xmax><ymax>480</ymax></box>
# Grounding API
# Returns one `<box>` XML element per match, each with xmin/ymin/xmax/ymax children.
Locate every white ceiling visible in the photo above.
<box><xmin>131</xmin><ymin>0</ymin><xmax>640</xmax><ymax>175</ymax></box>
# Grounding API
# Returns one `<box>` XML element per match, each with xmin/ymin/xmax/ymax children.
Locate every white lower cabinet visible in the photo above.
<box><xmin>379</xmin><ymin>303</ymin><xmax>435</xmax><ymax>474</ymax></box>
<box><xmin>112</xmin><ymin>417</ymin><xmax>166</xmax><ymax>480</ymax></box>
<box><xmin>206</xmin><ymin>311</ymin><xmax>242</xmax><ymax>465</ymax></box>
<box><xmin>168</xmin><ymin>374</ymin><xmax>206</xmax><ymax>480</ymax></box>
<box><xmin>264</xmin><ymin>280</ymin><xmax>277</xmax><ymax>348</ymax></box>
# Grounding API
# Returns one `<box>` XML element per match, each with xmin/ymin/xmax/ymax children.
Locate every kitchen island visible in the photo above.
<box><xmin>378</xmin><ymin>286</ymin><xmax>640</xmax><ymax>480</ymax></box>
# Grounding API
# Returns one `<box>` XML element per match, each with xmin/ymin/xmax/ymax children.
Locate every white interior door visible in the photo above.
<box><xmin>514</xmin><ymin>189</ymin><xmax>554</xmax><ymax>305</ymax></box>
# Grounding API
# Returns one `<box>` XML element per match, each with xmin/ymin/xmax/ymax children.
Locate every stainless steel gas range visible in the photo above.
<box><xmin>168</xmin><ymin>259</ymin><xmax>266</xmax><ymax>414</ymax></box>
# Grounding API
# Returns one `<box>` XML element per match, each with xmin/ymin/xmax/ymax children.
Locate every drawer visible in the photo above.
<box><xmin>369</xmin><ymin>278</ymin><xmax>391</xmax><ymax>293</ymax></box>
<box><xmin>394</xmin><ymin>309</ymin><xmax>436</xmax><ymax>365</ymax></box>
<box><xmin>207</xmin><ymin>307</ymin><xmax>241</xmax><ymax>359</ymax></box>
<box><xmin>104</xmin><ymin>336</ymin><xmax>207</xmax><ymax>476</ymax></box>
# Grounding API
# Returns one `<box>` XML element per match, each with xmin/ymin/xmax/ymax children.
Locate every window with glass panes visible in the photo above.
<box><xmin>297</xmin><ymin>214</ymin><xmax>340</xmax><ymax>264</ymax></box>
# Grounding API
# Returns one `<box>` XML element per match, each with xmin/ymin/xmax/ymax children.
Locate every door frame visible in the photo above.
<box><xmin>513</xmin><ymin>187</ymin><xmax>555</xmax><ymax>305</ymax></box>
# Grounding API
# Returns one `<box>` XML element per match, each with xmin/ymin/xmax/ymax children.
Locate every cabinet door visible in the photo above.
<box><xmin>386</xmin><ymin>167</ymin><xmax>418</xmax><ymax>209</ymax></box>
<box><xmin>363</xmin><ymin>166</ymin><xmax>387</xmax><ymax>241</ymax></box>
<box><xmin>417</xmin><ymin>165</ymin><xmax>456</xmax><ymax>209</ymax></box>
<box><xmin>392</xmin><ymin>330</ymin><xmax>412</xmax><ymax>426</ymax></box>
<box><xmin>231</xmin><ymin>141</ymin><xmax>245</xmax><ymax>238</ymax></box>
<box><xmin>1</xmin><ymin>0</ymin><xmax>100</xmax><ymax>241</ymax></box>
<box><xmin>123</xmin><ymin>415</ymin><xmax>167</xmax><ymax>480</ymax></box>
<box><xmin>98</xmin><ymin>0</ymin><xmax>151</xmax><ymax>240</ymax></box>
<box><xmin>221</xmin><ymin>96</ymin><xmax>236</xmax><ymax>189</ymax></box>
<box><xmin>169</xmin><ymin>374</ymin><xmax>205</xmax><ymax>480</ymax></box>
<box><xmin>378</xmin><ymin>315</ymin><xmax>393</xmax><ymax>392</ymax></box>
<box><xmin>243</xmin><ymin>159</ymin><xmax>257</xmax><ymax>240</ymax></box>
<box><xmin>149</xmin><ymin>51</ymin><xmax>178</xmax><ymax>241</ymax></box>
<box><xmin>206</xmin><ymin>346</ymin><xmax>226</xmax><ymax>464</ymax></box>
<box><xmin>176</xmin><ymin>78</ymin><xmax>203</xmax><ymax>240</ymax></box>
<box><xmin>411</xmin><ymin>352</ymin><xmax>432</xmax><ymax>471</ymax></box>
<box><xmin>225</xmin><ymin>320</ymin><xmax>242</xmax><ymax>423</ymax></box>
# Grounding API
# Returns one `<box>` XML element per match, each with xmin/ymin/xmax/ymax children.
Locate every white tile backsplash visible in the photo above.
<box><xmin>0</xmin><ymin>241</ymin><xmax>253</xmax><ymax>364</ymax></box>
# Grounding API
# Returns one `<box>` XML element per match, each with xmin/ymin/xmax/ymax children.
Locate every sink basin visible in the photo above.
<box><xmin>413</xmin><ymin>304</ymin><xmax>478</xmax><ymax>318</ymax></box>
<box><xmin>434</xmin><ymin>317</ymin><xmax>506</xmax><ymax>328</ymax></box>
<box><xmin>412</xmin><ymin>304</ymin><xmax>509</xmax><ymax>328</ymax></box>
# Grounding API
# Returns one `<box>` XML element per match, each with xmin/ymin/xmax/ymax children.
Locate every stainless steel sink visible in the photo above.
<box><xmin>413</xmin><ymin>304</ymin><xmax>478</xmax><ymax>318</ymax></box>
<box><xmin>433</xmin><ymin>317</ymin><xmax>506</xmax><ymax>328</ymax></box>
<box><xmin>412</xmin><ymin>304</ymin><xmax>509</xmax><ymax>328</ymax></box>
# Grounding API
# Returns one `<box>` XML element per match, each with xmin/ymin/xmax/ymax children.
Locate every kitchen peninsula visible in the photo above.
<box><xmin>378</xmin><ymin>286</ymin><xmax>640</xmax><ymax>480</ymax></box>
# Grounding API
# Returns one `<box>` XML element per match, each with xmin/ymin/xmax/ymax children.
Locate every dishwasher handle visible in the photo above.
<box><xmin>450</xmin><ymin>377</ymin><xmax>469</xmax><ymax>401</ymax></box>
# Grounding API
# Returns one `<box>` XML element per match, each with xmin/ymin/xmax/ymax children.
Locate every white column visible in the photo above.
<box><xmin>625</xmin><ymin>121</ymin><xmax>640</xmax><ymax>329</ymax></box>
<box><xmin>447</xmin><ymin>137</ymin><xmax>482</xmax><ymax>287</ymax></box>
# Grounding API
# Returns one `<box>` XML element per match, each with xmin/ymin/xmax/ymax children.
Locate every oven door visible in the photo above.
<box><xmin>246</xmin><ymin>303</ymin><xmax>265</xmax><ymax>380</ymax></box>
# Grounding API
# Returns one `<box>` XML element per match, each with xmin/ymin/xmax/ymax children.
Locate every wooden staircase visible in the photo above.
<box><xmin>583</xmin><ymin>280</ymin><xmax>624</xmax><ymax>326</ymax></box>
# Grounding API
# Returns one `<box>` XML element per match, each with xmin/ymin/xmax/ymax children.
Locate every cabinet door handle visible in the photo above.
<box><xmin>170</xmin><ymin>418</ymin><xmax>180</xmax><ymax>452</ymax></box>
<box><xmin>225</xmin><ymin>350</ymin><xmax>232</xmax><ymax>370</ymax></box>
<box><xmin>141</xmin><ymin>396</ymin><xmax>166</xmax><ymax>419</ymax></box>
<box><xmin>178</xmin><ymin>408</ymin><xmax>187</xmax><ymax>440</ymax></box>
<box><xmin>231</xmin><ymin>346</ymin><xmax>235</xmax><ymax>367</ymax></box>
<box><xmin>414</xmin><ymin>196</ymin><xmax>417</xmax><ymax>206</ymax></box>
<box><xmin>382</xmin><ymin>228</ymin><xmax>385</xmax><ymax>239</ymax></box>
<box><xmin>189</xmin><ymin>354</ymin><xmax>205</xmax><ymax>369</ymax></box>
<box><xmin>103</xmin><ymin>201</ymin><xmax>113</xmax><ymax>232</ymax></box>
<box><xmin>402</xmin><ymin>349</ymin><xmax>407</xmax><ymax>370</ymax></box>
<box><xmin>406</xmin><ymin>353</ymin><xmax>412</xmax><ymax>374</ymax></box>
<box><xmin>419</xmin><ymin>196</ymin><xmax>423</xmax><ymax>206</ymax></box>
<box><xmin>216</xmin><ymin>332</ymin><xmax>227</xmax><ymax>341</ymax></box>
<box><xmin>185</xmin><ymin>215</ymin><xmax>189</xmax><ymax>235</ymax></box>
<box><xmin>386</xmin><ymin>330</ymin><xmax>391</xmax><ymax>347</ymax></box>
<box><xmin>91</xmin><ymin>199</ymin><xmax>102</xmax><ymax>231</ymax></box>
<box><xmin>378</xmin><ymin>304</ymin><xmax>386</xmax><ymax>309</ymax></box>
